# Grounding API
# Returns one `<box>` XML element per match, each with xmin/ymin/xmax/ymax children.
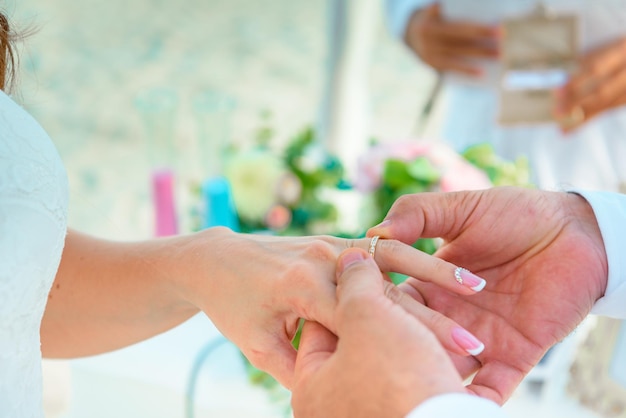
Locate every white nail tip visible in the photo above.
<box><xmin>466</xmin><ymin>343</ymin><xmax>485</xmax><ymax>356</ymax></box>
<box><xmin>471</xmin><ymin>280</ymin><xmax>486</xmax><ymax>292</ymax></box>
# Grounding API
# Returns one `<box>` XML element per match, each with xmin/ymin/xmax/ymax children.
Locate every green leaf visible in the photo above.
<box><xmin>462</xmin><ymin>143</ymin><xmax>496</xmax><ymax>167</ymax></box>
<box><xmin>382</xmin><ymin>159</ymin><xmax>414</xmax><ymax>189</ymax></box>
<box><xmin>389</xmin><ymin>272</ymin><xmax>408</xmax><ymax>285</ymax></box>
<box><xmin>407</xmin><ymin>157</ymin><xmax>440</xmax><ymax>184</ymax></box>
<box><xmin>414</xmin><ymin>238</ymin><xmax>438</xmax><ymax>255</ymax></box>
<box><xmin>462</xmin><ymin>143</ymin><xmax>532</xmax><ymax>187</ymax></box>
<box><xmin>291</xmin><ymin>319</ymin><xmax>305</xmax><ymax>350</ymax></box>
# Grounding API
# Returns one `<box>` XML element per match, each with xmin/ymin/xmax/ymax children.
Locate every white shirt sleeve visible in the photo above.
<box><xmin>405</xmin><ymin>393</ymin><xmax>506</xmax><ymax>418</ymax></box>
<box><xmin>384</xmin><ymin>0</ymin><xmax>436</xmax><ymax>39</ymax></box>
<box><xmin>570</xmin><ymin>190</ymin><xmax>626</xmax><ymax>318</ymax></box>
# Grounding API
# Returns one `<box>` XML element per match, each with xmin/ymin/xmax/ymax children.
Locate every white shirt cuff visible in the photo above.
<box><xmin>405</xmin><ymin>393</ymin><xmax>506</xmax><ymax>418</ymax></box>
<box><xmin>570</xmin><ymin>190</ymin><xmax>626</xmax><ymax>318</ymax></box>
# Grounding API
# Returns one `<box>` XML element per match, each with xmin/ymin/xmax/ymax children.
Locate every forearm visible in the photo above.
<box><xmin>41</xmin><ymin>228</ymin><xmax>202</xmax><ymax>358</ymax></box>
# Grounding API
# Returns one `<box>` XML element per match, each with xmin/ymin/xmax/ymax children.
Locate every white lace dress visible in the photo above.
<box><xmin>0</xmin><ymin>89</ymin><xmax>69</xmax><ymax>417</ymax></box>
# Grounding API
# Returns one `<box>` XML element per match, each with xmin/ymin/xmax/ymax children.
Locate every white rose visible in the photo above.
<box><xmin>225</xmin><ymin>150</ymin><xmax>287</xmax><ymax>223</ymax></box>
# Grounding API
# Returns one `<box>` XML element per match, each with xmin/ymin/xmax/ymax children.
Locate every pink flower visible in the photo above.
<box><xmin>355</xmin><ymin>140</ymin><xmax>491</xmax><ymax>192</ymax></box>
<box><xmin>355</xmin><ymin>141</ymin><xmax>432</xmax><ymax>192</ymax></box>
<box><xmin>265</xmin><ymin>204</ymin><xmax>292</xmax><ymax>231</ymax></box>
<box><xmin>440</xmin><ymin>159</ymin><xmax>491</xmax><ymax>192</ymax></box>
<box><xmin>427</xmin><ymin>142</ymin><xmax>491</xmax><ymax>192</ymax></box>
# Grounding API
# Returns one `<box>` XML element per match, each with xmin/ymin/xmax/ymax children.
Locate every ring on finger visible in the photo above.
<box><xmin>368</xmin><ymin>235</ymin><xmax>380</xmax><ymax>259</ymax></box>
<box><xmin>561</xmin><ymin>105</ymin><xmax>585</xmax><ymax>127</ymax></box>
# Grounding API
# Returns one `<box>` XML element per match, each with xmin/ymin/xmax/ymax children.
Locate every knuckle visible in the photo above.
<box><xmin>283</xmin><ymin>260</ymin><xmax>312</xmax><ymax>285</ymax></box>
<box><xmin>375</xmin><ymin>238</ymin><xmax>401</xmax><ymax>264</ymax></box>
<box><xmin>383</xmin><ymin>282</ymin><xmax>405</xmax><ymax>305</ymax></box>
<box><xmin>393</xmin><ymin>194</ymin><xmax>416</xmax><ymax>212</ymax></box>
<box><xmin>434</xmin><ymin>317</ymin><xmax>458</xmax><ymax>339</ymax></box>
<box><xmin>284</xmin><ymin>239</ymin><xmax>335</xmax><ymax>283</ymax></box>
<box><xmin>282</xmin><ymin>241</ymin><xmax>338</xmax><ymax>307</ymax></box>
<box><xmin>345</xmin><ymin>237</ymin><xmax>360</xmax><ymax>251</ymax></box>
<box><xmin>245</xmin><ymin>348</ymin><xmax>268</xmax><ymax>370</ymax></box>
<box><xmin>422</xmin><ymin>306</ymin><xmax>452</xmax><ymax>332</ymax></box>
<box><xmin>284</xmin><ymin>260</ymin><xmax>324</xmax><ymax>296</ymax></box>
<box><xmin>302</xmin><ymin>238</ymin><xmax>336</xmax><ymax>263</ymax></box>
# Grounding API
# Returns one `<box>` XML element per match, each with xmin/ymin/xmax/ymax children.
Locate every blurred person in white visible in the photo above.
<box><xmin>293</xmin><ymin>187</ymin><xmax>626</xmax><ymax>417</ymax></box>
<box><xmin>385</xmin><ymin>0</ymin><xmax>626</xmax><ymax>192</ymax></box>
<box><xmin>0</xmin><ymin>11</ymin><xmax>492</xmax><ymax>418</ymax></box>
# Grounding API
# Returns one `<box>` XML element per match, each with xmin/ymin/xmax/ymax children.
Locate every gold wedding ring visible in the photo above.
<box><xmin>368</xmin><ymin>235</ymin><xmax>380</xmax><ymax>259</ymax></box>
<box><xmin>570</xmin><ymin>105</ymin><xmax>585</xmax><ymax>125</ymax></box>
<box><xmin>560</xmin><ymin>105</ymin><xmax>585</xmax><ymax>128</ymax></box>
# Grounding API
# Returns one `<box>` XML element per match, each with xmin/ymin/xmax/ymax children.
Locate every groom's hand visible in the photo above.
<box><xmin>291</xmin><ymin>248</ymin><xmax>466</xmax><ymax>418</ymax></box>
<box><xmin>368</xmin><ymin>186</ymin><xmax>608</xmax><ymax>404</ymax></box>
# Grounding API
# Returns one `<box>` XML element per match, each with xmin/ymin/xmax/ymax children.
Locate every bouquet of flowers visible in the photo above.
<box><xmin>223</xmin><ymin>125</ymin><xmax>349</xmax><ymax>237</ymax></box>
<box><xmin>222</xmin><ymin>125</ymin><xmax>531</xmax><ymax>239</ymax></box>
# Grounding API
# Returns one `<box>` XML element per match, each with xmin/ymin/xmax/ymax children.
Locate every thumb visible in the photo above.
<box><xmin>294</xmin><ymin>321</ymin><xmax>337</xmax><ymax>380</ymax></box>
<box><xmin>335</xmin><ymin>248</ymin><xmax>384</xmax><ymax>306</ymax></box>
<box><xmin>295</xmin><ymin>249</ymin><xmax>385</xmax><ymax>384</ymax></box>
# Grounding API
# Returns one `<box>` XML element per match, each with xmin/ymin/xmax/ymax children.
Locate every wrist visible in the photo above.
<box><xmin>141</xmin><ymin>233</ymin><xmax>207</xmax><ymax>318</ymax></box>
<box><xmin>171</xmin><ymin>227</ymin><xmax>237</xmax><ymax>315</ymax></box>
<box><xmin>563</xmin><ymin>192</ymin><xmax>609</xmax><ymax>301</ymax></box>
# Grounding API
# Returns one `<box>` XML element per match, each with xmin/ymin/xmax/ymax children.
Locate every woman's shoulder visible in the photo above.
<box><xmin>0</xmin><ymin>89</ymin><xmax>69</xmax><ymax>219</ymax></box>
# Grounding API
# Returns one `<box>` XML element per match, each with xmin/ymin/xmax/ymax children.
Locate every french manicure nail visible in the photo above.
<box><xmin>454</xmin><ymin>267</ymin><xmax>486</xmax><ymax>292</ymax></box>
<box><xmin>452</xmin><ymin>327</ymin><xmax>485</xmax><ymax>356</ymax></box>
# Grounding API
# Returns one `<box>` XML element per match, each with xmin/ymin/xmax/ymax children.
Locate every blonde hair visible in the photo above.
<box><xmin>0</xmin><ymin>12</ymin><xmax>16</xmax><ymax>92</ymax></box>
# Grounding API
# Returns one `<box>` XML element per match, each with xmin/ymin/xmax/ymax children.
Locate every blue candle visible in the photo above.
<box><xmin>201</xmin><ymin>177</ymin><xmax>240</xmax><ymax>231</ymax></box>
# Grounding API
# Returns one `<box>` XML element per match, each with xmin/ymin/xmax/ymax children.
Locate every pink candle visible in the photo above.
<box><xmin>152</xmin><ymin>169</ymin><xmax>178</xmax><ymax>236</ymax></box>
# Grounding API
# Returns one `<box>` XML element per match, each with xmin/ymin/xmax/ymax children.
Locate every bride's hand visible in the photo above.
<box><xmin>177</xmin><ymin>227</ymin><xmax>487</xmax><ymax>388</ymax></box>
<box><xmin>368</xmin><ymin>187</ymin><xmax>607</xmax><ymax>404</ymax></box>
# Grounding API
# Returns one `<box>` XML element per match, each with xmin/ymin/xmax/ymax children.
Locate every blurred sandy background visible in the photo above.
<box><xmin>10</xmin><ymin>0</ymin><xmax>433</xmax><ymax>240</ymax></box>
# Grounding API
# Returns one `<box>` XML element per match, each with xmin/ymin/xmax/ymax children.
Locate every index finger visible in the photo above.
<box><xmin>429</xmin><ymin>21</ymin><xmax>501</xmax><ymax>43</ymax></box>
